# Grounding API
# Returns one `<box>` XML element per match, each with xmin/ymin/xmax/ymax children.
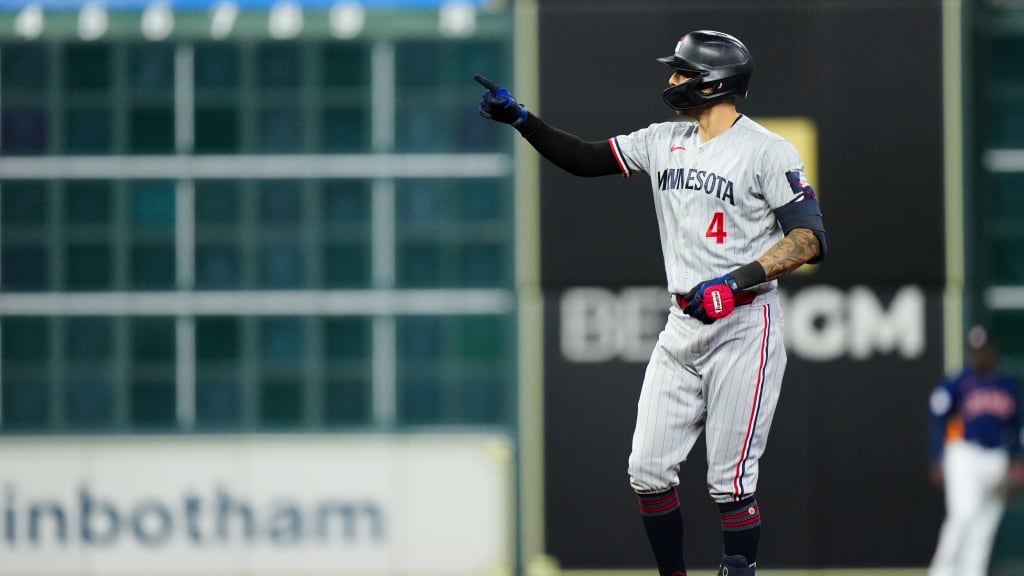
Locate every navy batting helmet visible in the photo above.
<box><xmin>657</xmin><ymin>30</ymin><xmax>753</xmax><ymax>111</ymax></box>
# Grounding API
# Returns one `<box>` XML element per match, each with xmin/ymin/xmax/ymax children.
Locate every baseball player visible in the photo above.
<box><xmin>928</xmin><ymin>326</ymin><xmax>1024</xmax><ymax>576</ymax></box>
<box><xmin>477</xmin><ymin>30</ymin><xmax>826</xmax><ymax>576</ymax></box>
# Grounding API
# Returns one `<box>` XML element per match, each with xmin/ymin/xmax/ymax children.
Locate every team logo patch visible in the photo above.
<box><xmin>785</xmin><ymin>170</ymin><xmax>817</xmax><ymax>201</ymax></box>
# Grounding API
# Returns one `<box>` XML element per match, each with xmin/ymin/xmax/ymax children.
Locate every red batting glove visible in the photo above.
<box><xmin>701</xmin><ymin>283</ymin><xmax>735</xmax><ymax>320</ymax></box>
<box><xmin>682</xmin><ymin>274</ymin><xmax>739</xmax><ymax>324</ymax></box>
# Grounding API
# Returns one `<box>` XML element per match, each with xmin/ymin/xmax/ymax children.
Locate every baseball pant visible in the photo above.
<box><xmin>628</xmin><ymin>291</ymin><xmax>786</xmax><ymax>503</ymax></box>
<box><xmin>929</xmin><ymin>440</ymin><xmax>1010</xmax><ymax>576</ymax></box>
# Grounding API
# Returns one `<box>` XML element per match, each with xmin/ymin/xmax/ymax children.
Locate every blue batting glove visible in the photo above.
<box><xmin>475</xmin><ymin>74</ymin><xmax>528</xmax><ymax>127</ymax></box>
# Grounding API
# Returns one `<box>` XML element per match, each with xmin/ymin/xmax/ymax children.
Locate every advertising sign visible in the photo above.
<box><xmin>0</xmin><ymin>435</ymin><xmax>513</xmax><ymax>575</ymax></box>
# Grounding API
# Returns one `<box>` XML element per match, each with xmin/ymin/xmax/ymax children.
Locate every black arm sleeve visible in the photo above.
<box><xmin>514</xmin><ymin>112</ymin><xmax>623</xmax><ymax>177</ymax></box>
<box><xmin>773</xmin><ymin>197</ymin><xmax>828</xmax><ymax>264</ymax></box>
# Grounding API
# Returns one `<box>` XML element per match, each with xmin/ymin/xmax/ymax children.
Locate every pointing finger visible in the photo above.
<box><xmin>474</xmin><ymin>74</ymin><xmax>501</xmax><ymax>92</ymax></box>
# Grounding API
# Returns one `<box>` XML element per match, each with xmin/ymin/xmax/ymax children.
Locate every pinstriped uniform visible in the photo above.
<box><xmin>612</xmin><ymin>116</ymin><xmax>803</xmax><ymax>502</ymax></box>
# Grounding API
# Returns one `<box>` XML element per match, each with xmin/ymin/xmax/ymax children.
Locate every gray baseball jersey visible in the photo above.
<box><xmin>613</xmin><ymin>115</ymin><xmax>803</xmax><ymax>502</ymax></box>
<box><xmin>611</xmin><ymin>115</ymin><xmax>806</xmax><ymax>294</ymax></box>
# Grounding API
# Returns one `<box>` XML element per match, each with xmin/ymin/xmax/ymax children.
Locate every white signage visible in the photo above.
<box><xmin>560</xmin><ymin>284</ymin><xmax>927</xmax><ymax>363</ymax></box>
<box><xmin>0</xmin><ymin>435</ymin><xmax>512</xmax><ymax>575</ymax></box>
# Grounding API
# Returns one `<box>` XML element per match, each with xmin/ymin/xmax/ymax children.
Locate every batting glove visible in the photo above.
<box><xmin>682</xmin><ymin>274</ymin><xmax>740</xmax><ymax>324</ymax></box>
<box><xmin>475</xmin><ymin>74</ymin><xmax>527</xmax><ymax>127</ymax></box>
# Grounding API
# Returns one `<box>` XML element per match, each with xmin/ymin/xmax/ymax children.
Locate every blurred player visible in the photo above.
<box><xmin>928</xmin><ymin>325</ymin><xmax>1024</xmax><ymax>576</ymax></box>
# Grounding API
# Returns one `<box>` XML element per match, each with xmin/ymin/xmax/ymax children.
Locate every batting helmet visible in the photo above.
<box><xmin>657</xmin><ymin>30</ymin><xmax>753</xmax><ymax>111</ymax></box>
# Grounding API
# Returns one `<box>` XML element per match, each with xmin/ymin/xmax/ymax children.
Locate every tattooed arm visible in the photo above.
<box><xmin>690</xmin><ymin>227</ymin><xmax>821</xmax><ymax>295</ymax></box>
<box><xmin>680</xmin><ymin>227</ymin><xmax>821</xmax><ymax>322</ymax></box>
<box><xmin>757</xmin><ymin>228</ymin><xmax>821</xmax><ymax>280</ymax></box>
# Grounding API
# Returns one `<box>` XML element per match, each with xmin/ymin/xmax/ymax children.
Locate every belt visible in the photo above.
<box><xmin>674</xmin><ymin>290</ymin><xmax>758</xmax><ymax>309</ymax></box>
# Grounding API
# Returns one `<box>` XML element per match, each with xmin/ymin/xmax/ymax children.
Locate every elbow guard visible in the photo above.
<box><xmin>774</xmin><ymin>197</ymin><xmax>827</xmax><ymax>264</ymax></box>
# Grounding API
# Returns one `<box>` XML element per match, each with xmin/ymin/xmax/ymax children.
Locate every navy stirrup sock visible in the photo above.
<box><xmin>638</xmin><ymin>489</ymin><xmax>687</xmax><ymax>576</ymax></box>
<box><xmin>718</xmin><ymin>496</ymin><xmax>761</xmax><ymax>565</ymax></box>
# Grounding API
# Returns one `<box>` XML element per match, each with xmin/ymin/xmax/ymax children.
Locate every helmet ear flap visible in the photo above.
<box><xmin>662</xmin><ymin>75</ymin><xmax>743</xmax><ymax>111</ymax></box>
<box><xmin>662</xmin><ymin>82</ymin><xmax>714</xmax><ymax>111</ymax></box>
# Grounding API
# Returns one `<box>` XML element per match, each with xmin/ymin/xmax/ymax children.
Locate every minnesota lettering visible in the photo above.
<box><xmin>657</xmin><ymin>168</ymin><xmax>735</xmax><ymax>206</ymax></box>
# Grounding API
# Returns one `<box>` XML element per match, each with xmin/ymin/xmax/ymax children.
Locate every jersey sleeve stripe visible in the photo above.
<box><xmin>732</xmin><ymin>303</ymin><xmax>771</xmax><ymax>499</ymax></box>
<box><xmin>609</xmin><ymin>137</ymin><xmax>631</xmax><ymax>178</ymax></box>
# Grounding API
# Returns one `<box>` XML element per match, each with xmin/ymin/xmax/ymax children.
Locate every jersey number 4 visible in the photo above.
<box><xmin>705</xmin><ymin>212</ymin><xmax>727</xmax><ymax>244</ymax></box>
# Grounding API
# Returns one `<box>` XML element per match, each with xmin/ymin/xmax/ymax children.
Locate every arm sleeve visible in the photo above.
<box><xmin>1010</xmin><ymin>379</ymin><xmax>1023</xmax><ymax>456</ymax></box>
<box><xmin>514</xmin><ymin>113</ymin><xmax>623</xmax><ymax>177</ymax></box>
<box><xmin>929</xmin><ymin>381</ymin><xmax>956</xmax><ymax>461</ymax></box>
<box><xmin>772</xmin><ymin>200</ymin><xmax>828</xmax><ymax>263</ymax></box>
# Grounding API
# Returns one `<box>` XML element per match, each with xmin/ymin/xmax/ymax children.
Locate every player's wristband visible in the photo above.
<box><xmin>514</xmin><ymin>111</ymin><xmax>543</xmax><ymax>136</ymax></box>
<box><xmin>729</xmin><ymin>261</ymin><xmax>767</xmax><ymax>291</ymax></box>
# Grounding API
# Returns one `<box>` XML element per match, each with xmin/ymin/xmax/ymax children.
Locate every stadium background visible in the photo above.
<box><xmin>0</xmin><ymin>0</ymin><xmax>1021</xmax><ymax>574</ymax></box>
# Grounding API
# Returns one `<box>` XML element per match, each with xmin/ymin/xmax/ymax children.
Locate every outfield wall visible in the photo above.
<box><xmin>0</xmin><ymin>435</ymin><xmax>513</xmax><ymax>575</ymax></box>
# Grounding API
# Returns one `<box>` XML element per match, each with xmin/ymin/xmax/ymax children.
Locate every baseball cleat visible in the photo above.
<box><xmin>716</xmin><ymin>554</ymin><xmax>755</xmax><ymax>576</ymax></box>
